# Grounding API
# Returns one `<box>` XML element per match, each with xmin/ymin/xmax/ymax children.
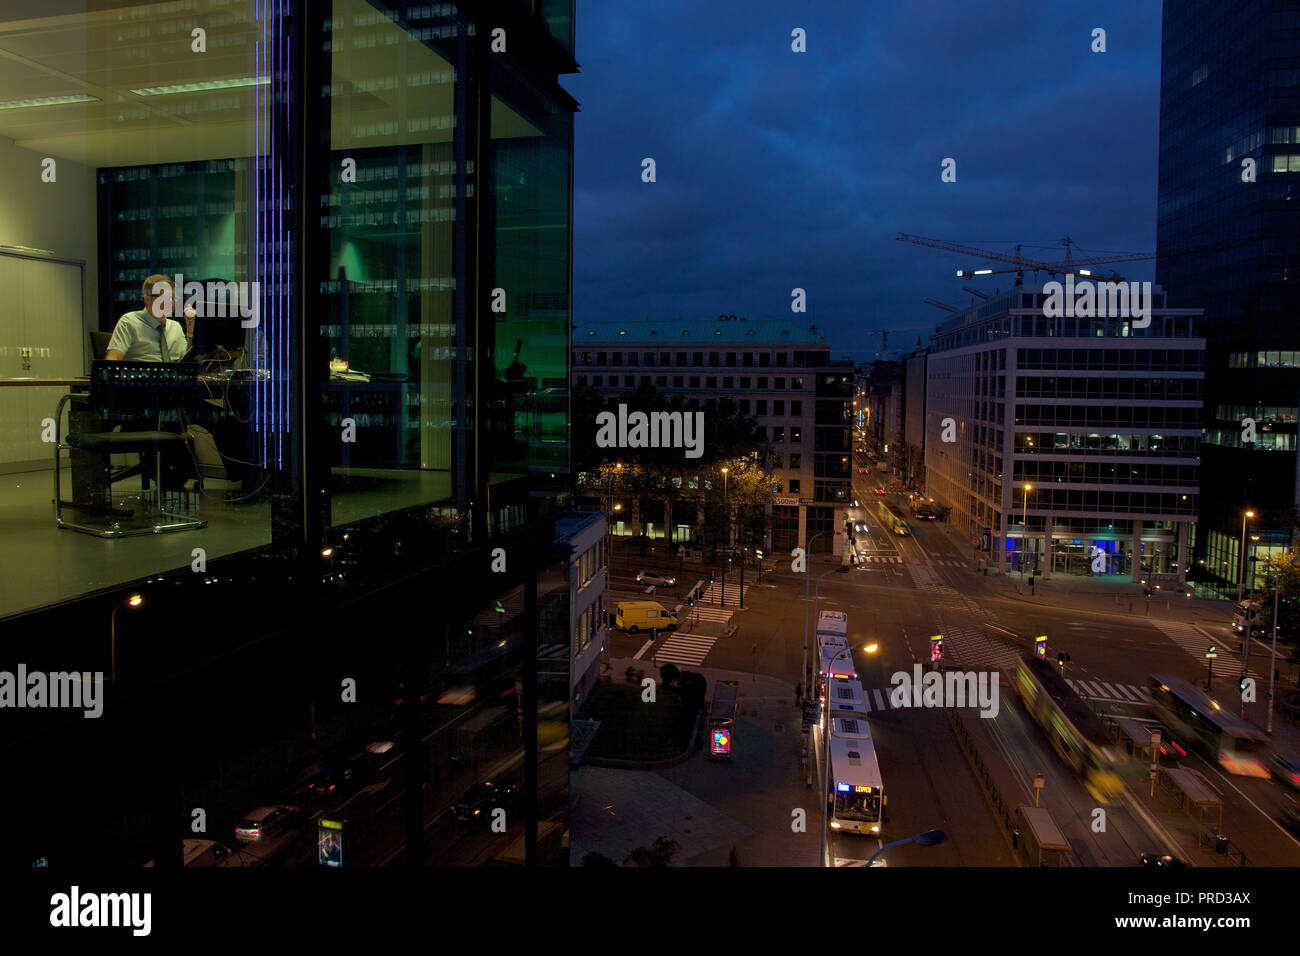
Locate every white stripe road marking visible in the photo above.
<box><xmin>873</xmin><ymin>688</ymin><xmax>887</xmax><ymax>710</ymax></box>
<box><xmin>1074</xmin><ymin>680</ymin><xmax>1101</xmax><ymax>697</ymax></box>
<box><xmin>1112</xmin><ymin>683</ymin><xmax>1139</xmax><ymax>702</ymax></box>
<box><xmin>1098</xmin><ymin>681</ymin><xmax>1120</xmax><ymax>699</ymax></box>
<box><xmin>632</xmin><ymin>640</ymin><xmax>654</xmax><ymax>661</ymax></box>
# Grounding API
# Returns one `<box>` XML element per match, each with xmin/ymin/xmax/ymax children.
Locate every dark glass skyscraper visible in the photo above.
<box><xmin>1157</xmin><ymin>0</ymin><xmax>1300</xmax><ymax>595</ymax></box>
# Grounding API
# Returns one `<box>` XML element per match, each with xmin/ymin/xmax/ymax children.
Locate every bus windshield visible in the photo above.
<box><xmin>833</xmin><ymin>787</ymin><xmax>881</xmax><ymax>821</ymax></box>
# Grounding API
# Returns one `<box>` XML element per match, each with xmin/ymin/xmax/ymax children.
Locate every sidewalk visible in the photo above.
<box><xmin>571</xmin><ymin>660</ymin><xmax>818</xmax><ymax>866</ymax></box>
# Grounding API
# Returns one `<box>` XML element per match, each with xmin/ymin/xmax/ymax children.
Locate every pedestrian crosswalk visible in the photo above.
<box><xmin>905</xmin><ymin>564</ymin><xmax>1022</xmax><ymax>672</ymax></box>
<box><xmin>699</xmin><ymin>581</ymin><xmax>746</xmax><ymax>607</ymax></box>
<box><xmin>852</xmin><ymin>554</ymin><xmax>965</xmax><ymax>568</ymax></box>
<box><xmin>1150</xmin><ymin>620</ymin><xmax>1267</xmax><ymax>683</ymax></box>
<box><xmin>1065</xmin><ymin>678</ymin><xmax>1151</xmax><ymax>704</ymax></box>
<box><xmin>678</xmin><ymin>605</ymin><xmax>732</xmax><ymax>624</ymax></box>
<box><xmin>650</xmin><ymin>631</ymin><xmax>717</xmax><ymax>667</ymax></box>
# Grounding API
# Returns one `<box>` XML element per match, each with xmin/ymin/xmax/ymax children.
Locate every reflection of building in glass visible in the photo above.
<box><xmin>0</xmin><ymin>0</ymin><xmax>576</xmax><ymax>868</ymax></box>
<box><xmin>1157</xmin><ymin>1</ymin><xmax>1300</xmax><ymax>597</ymax></box>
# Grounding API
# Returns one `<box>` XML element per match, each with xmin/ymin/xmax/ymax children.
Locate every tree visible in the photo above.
<box><xmin>581</xmin><ymin>850</ymin><xmax>618</xmax><ymax>867</ymax></box>
<box><xmin>626</xmin><ymin>836</ymin><xmax>680</xmax><ymax>867</ymax></box>
<box><xmin>1257</xmin><ymin>549</ymin><xmax>1300</xmax><ymax>640</ymax></box>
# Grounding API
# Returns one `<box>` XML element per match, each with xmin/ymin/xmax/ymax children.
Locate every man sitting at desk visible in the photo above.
<box><xmin>104</xmin><ymin>274</ymin><xmax>194</xmax><ymax>361</ymax></box>
<box><xmin>99</xmin><ymin>274</ymin><xmax>197</xmax><ymax>491</ymax></box>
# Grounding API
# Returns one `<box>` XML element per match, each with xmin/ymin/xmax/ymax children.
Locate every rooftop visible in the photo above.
<box><xmin>575</xmin><ymin>318</ymin><xmax>829</xmax><ymax>345</ymax></box>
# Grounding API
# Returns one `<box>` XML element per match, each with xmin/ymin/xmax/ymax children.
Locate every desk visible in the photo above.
<box><xmin>0</xmin><ymin>377</ymin><xmax>89</xmax><ymax>387</ymax></box>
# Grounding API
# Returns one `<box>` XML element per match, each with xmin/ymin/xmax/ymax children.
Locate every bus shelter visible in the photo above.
<box><xmin>1017</xmin><ymin>805</ymin><xmax>1071</xmax><ymax>866</ymax></box>
<box><xmin>1116</xmin><ymin>717</ymin><xmax>1160</xmax><ymax>760</ymax></box>
<box><xmin>1162</xmin><ymin>767</ymin><xmax>1224</xmax><ymax>845</ymax></box>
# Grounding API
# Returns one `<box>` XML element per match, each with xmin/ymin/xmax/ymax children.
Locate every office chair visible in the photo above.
<box><xmin>90</xmin><ymin>329</ymin><xmax>112</xmax><ymax>361</ymax></box>
<box><xmin>54</xmin><ymin>361</ymin><xmax>207</xmax><ymax>538</ymax></box>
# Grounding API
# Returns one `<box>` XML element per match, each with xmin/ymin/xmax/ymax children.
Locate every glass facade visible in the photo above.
<box><xmin>1157</xmin><ymin>0</ymin><xmax>1300</xmax><ymax>587</ymax></box>
<box><xmin>0</xmin><ymin>0</ymin><xmax>576</xmax><ymax>868</ymax></box>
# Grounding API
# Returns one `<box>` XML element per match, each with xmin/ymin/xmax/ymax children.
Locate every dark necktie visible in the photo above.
<box><xmin>158</xmin><ymin>322</ymin><xmax>169</xmax><ymax>362</ymax></box>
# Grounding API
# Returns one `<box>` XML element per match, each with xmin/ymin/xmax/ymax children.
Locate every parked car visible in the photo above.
<box><xmin>636</xmin><ymin>569</ymin><xmax>676</xmax><ymax>588</ymax></box>
<box><xmin>234</xmin><ymin>805</ymin><xmax>300</xmax><ymax>844</ymax></box>
<box><xmin>451</xmin><ymin>781</ymin><xmax>519</xmax><ymax>823</ymax></box>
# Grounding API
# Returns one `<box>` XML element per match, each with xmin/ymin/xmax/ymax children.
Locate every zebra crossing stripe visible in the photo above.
<box><xmin>1112</xmin><ymin>684</ymin><xmax>1139</xmax><ymax>702</ymax></box>
<box><xmin>1073</xmin><ymin>680</ymin><xmax>1100</xmax><ymax>697</ymax></box>
<box><xmin>1098</xmin><ymin>681</ymin><xmax>1120</xmax><ymax>699</ymax></box>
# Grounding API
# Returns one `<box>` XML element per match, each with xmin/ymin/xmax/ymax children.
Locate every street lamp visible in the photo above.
<box><xmin>865</xmin><ymin>828</ymin><xmax>949</xmax><ymax>867</ymax></box>
<box><xmin>1269</xmin><ymin>563</ymin><xmax>1283</xmax><ymax>735</ymax></box>
<box><xmin>110</xmin><ymin>592</ymin><xmax>144</xmax><ymax>691</ymax></box>
<box><xmin>1021</xmin><ymin>483</ymin><xmax>1033</xmax><ymax>591</ymax></box>
<box><xmin>801</xmin><ymin>530</ymin><xmax>830</xmax><ymax>687</ymax></box>
<box><xmin>720</xmin><ymin>466</ymin><xmax>729</xmax><ymax>607</ymax></box>
<box><xmin>820</xmin><ymin>643</ymin><xmax>877</xmax><ymax>866</ymax></box>
<box><xmin>1238</xmin><ymin>510</ymin><xmax>1254</xmax><ymax>603</ymax></box>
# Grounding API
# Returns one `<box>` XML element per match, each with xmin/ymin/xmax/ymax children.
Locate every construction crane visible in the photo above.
<box><xmin>895</xmin><ymin>233</ymin><xmax>1252</xmax><ymax>285</ymax></box>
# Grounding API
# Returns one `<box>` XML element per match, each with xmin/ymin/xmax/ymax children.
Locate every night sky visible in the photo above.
<box><xmin>562</xmin><ymin>0</ymin><xmax>1164</xmax><ymax>361</ymax></box>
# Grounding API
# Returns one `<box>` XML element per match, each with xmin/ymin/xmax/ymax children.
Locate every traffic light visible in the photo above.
<box><xmin>687</xmin><ymin>595</ymin><xmax>695</xmax><ymax>607</ymax></box>
<box><xmin>1145</xmin><ymin>586</ymin><xmax>1152</xmax><ymax>598</ymax></box>
<box><xmin>709</xmin><ymin>571</ymin><xmax>715</xmax><ymax>584</ymax></box>
<box><xmin>1239</xmin><ymin>677</ymin><xmax>1249</xmax><ymax>693</ymax></box>
<box><xmin>1035</xmin><ymin>635</ymin><xmax>1047</xmax><ymax>660</ymax></box>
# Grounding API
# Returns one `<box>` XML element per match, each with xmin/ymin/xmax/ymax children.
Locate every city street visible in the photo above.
<box><xmin>590</xmin><ymin>442</ymin><xmax>1300</xmax><ymax>866</ymax></box>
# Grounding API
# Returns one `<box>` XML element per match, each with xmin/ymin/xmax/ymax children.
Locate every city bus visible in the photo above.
<box><xmin>815</xmin><ymin>610</ymin><xmax>848</xmax><ymax>643</ymax></box>
<box><xmin>825</xmin><ymin>677</ymin><xmax>868</xmax><ymax>718</ymax></box>
<box><xmin>822</xmin><ymin>713</ymin><xmax>884</xmax><ymax>836</ymax></box>
<box><xmin>708</xmin><ymin>680</ymin><xmax>740</xmax><ymax>760</ymax></box>
<box><xmin>1015</xmin><ymin>655</ymin><xmax>1124</xmax><ymax>803</ymax></box>
<box><xmin>1147</xmin><ymin>674</ymin><xmax>1270</xmax><ymax>777</ymax></box>
<box><xmin>877</xmin><ymin>500</ymin><xmax>909</xmax><ymax>536</ymax></box>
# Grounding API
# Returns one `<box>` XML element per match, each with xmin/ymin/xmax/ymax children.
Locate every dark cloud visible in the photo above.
<box><xmin>564</xmin><ymin>0</ymin><xmax>1162</xmax><ymax>357</ymax></box>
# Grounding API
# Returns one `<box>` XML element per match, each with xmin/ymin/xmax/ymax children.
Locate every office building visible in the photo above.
<box><xmin>0</xmin><ymin>0</ymin><xmax>575</xmax><ymax>867</ymax></box>
<box><xmin>573</xmin><ymin>317</ymin><xmax>853</xmax><ymax>552</ymax></box>
<box><xmin>903</xmin><ymin>349</ymin><xmax>929</xmax><ymax>488</ymax></box>
<box><xmin>1157</xmin><ymin>0</ymin><xmax>1300</xmax><ymax>595</ymax></box>
<box><xmin>924</xmin><ymin>284</ymin><xmax>1203</xmax><ymax>581</ymax></box>
<box><xmin>556</xmin><ymin>511</ymin><xmax>608</xmax><ymax>707</ymax></box>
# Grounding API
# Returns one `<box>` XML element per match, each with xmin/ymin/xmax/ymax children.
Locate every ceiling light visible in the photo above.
<box><xmin>130</xmin><ymin>77</ymin><xmax>269</xmax><ymax>96</ymax></box>
<box><xmin>0</xmin><ymin>94</ymin><xmax>99</xmax><ymax>111</ymax></box>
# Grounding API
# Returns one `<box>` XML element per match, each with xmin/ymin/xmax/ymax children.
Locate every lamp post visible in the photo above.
<box><xmin>801</xmin><ymin>530</ymin><xmax>830</xmax><ymax>689</ymax></box>
<box><xmin>110</xmin><ymin>592</ymin><xmax>144</xmax><ymax>691</ymax></box>
<box><xmin>865</xmin><ymin>828</ymin><xmax>948</xmax><ymax>867</ymax></box>
<box><xmin>1269</xmin><ymin>564</ymin><xmax>1283</xmax><ymax>735</ymax></box>
<box><xmin>721</xmin><ymin>467</ymin><xmax>729</xmax><ymax>607</ymax></box>
<box><xmin>1238</xmin><ymin>509</ymin><xmax>1254</xmax><ymax>603</ymax></box>
<box><xmin>1021</xmin><ymin>483</ymin><xmax>1032</xmax><ymax>592</ymax></box>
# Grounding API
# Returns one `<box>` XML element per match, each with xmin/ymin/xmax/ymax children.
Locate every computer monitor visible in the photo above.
<box><xmin>185</xmin><ymin>308</ymin><xmax>248</xmax><ymax>363</ymax></box>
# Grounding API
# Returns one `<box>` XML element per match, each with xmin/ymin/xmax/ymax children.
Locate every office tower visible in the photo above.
<box><xmin>925</xmin><ymin>285</ymin><xmax>1203</xmax><ymax>581</ymax></box>
<box><xmin>1157</xmin><ymin>0</ymin><xmax>1300</xmax><ymax>594</ymax></box>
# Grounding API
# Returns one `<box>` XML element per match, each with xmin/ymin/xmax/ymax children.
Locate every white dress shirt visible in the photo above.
<box><xmin>106</xmin><ymin>309</ymin><xmax>189</xmax><ymax>362</ymax></box>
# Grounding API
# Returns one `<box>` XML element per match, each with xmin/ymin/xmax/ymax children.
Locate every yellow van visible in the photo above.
<box><xmin>615</xmin><ymin>601</ymin><xmax>677</xmax><ymax>634</ymax></box>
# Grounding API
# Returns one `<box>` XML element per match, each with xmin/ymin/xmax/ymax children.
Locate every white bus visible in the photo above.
<box><xmin>1148</xmin><ymin>674</ymin><xmax>1270</xmax><ymax>777</ymax></box>
<box><xmin>814</xmin><ymin>611</ymin><xmax>855</xmax><ymax>700</ymax></box>
<box><xmin>825</xmin><ymin>677</ymin><xmax>868</xmax><ymax>718</ymax></box>
<box><xmin>826</xmin><ymin>713</ymin><xmax>884</xmax><ymax>836</ymax></box>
